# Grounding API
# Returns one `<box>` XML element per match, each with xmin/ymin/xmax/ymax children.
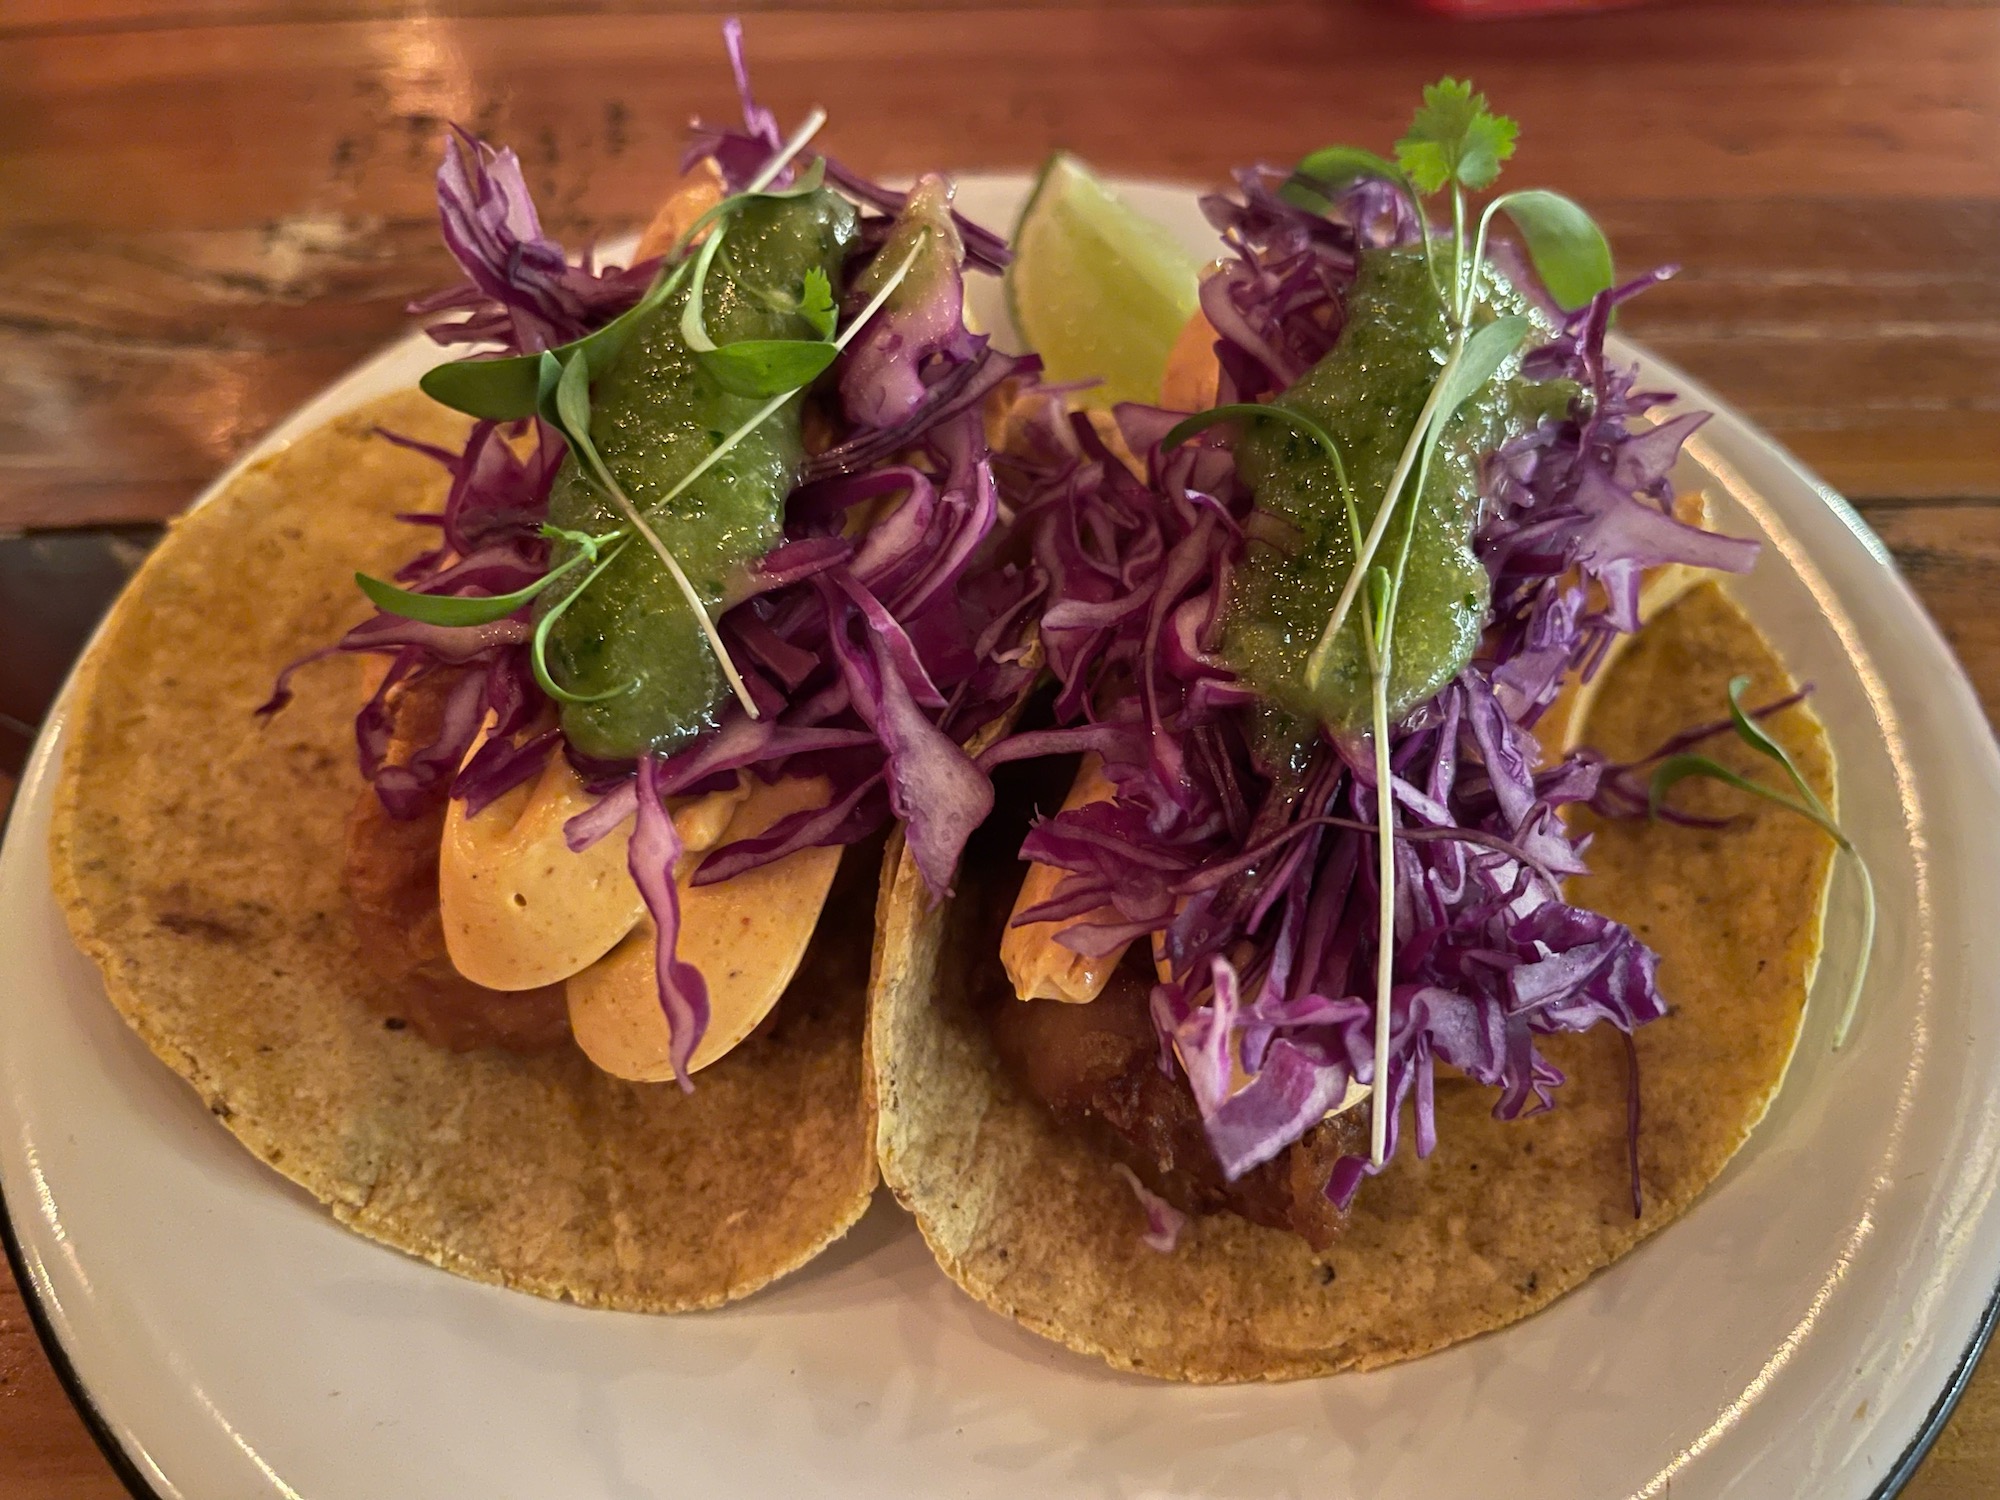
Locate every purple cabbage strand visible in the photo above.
<box><xmin>408</xmin><ymin>128</ymin><xmax>654</xmax><ymax>357</ymax></box>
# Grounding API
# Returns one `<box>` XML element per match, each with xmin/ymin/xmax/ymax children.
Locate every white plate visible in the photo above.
<box><xmin>5</xmin><ymin>175</ymin><xmax>1998</xmax><ymax>1500</ymax></box>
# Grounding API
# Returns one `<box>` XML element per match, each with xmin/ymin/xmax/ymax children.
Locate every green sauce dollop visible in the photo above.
<box><xmin>1223</xmin><ymin>247</ymin><xmax>1568</xmax><ymax>732</ymax></box>
<box><xmin>541</xmin><ymin>189</ymin><xmax>858</xmax><ymax>760</ymax></box>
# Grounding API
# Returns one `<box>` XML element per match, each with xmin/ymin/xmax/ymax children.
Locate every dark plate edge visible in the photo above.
<box><xmin>0</xmin><ymin>1163</ymin><xmax>159</xmax><ymax>1500</ymax></box>
<box><xmin>1868</xmin><ymin>1271</ymin><xmax>2000</xmax><ymax>1499</ymax></box>
<box><xmin>0</xmin><ymin>741</ymin><xmax>157</xmax><ymax>1500</ymax></box>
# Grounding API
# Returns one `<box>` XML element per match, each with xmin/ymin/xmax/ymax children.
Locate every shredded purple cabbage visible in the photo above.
<box><xmin>992</xmin><ymin>178</ymin><xmax>1760</xmax><ymax>1209</ymax></box>
<box><xmin>258</xmin><ymin>419</ymin><xmax>563</xmax><ymax>820</ymax></box>
<box><xmin>1483</xmin><ymin>272</ymin><xmax>1759</xmax><ymax>726</ymax></box>
<box><xmin>408</xmin><ymin>128</ymin><xmax>655</xmax><ymax>357</ymax></box>
<box><xmin>272</xmin><ymin>28</ymin><xmax>1037</xmax><ymax>1074</ymax></box>
<box><xmin>1197</xmin><ymin>168</ymin><xmax>1417</xmax><ymax>405</ymax></box>
<box><xmin>839</xmin><ymin>175</ymin><xmax>985</xmax><ymax>430</ymax></box>
<box><xmin>1113</xmin><ymin>1163</ymin><xmax>1188</xmax><ymax>1254</ymax></box>
<box><xmin>629</xmin><ymin>753</ymin><xmax>710</xmax><ymax>1089</ymax></box>
<box><xmin>686</xmin><ymin>18</ymin><xmax>1010</xmax><ymax>275</ymax></box>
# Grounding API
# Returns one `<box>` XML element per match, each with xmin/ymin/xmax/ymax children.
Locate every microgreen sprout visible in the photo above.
<box><xmin>1265</xmin><ymin>82</ymin><xmax>1617</xmax><ymax>1164</ymax></box>
<box><xmin>1163</xmin><ymin>403</ymin><xmax>1352</xmax><ymax>498</ymax></box>
<box><xmin>1394</xmin><ymin>78</ymin><xmax>1516</xmax><ymax>322</ymax></box>
<box><xmin>1465</xmin><ymin>189</ymin><xmax>1614</xmax><ymax>327</ymax></box>
<box><xmin>1648</xmin><ymin>676</ymin><xmax>1877</xmax><ymax>1048</ymax></box>
<box><xmin>531</xmin><ymin>540</ymin><xmax>635</xmax><ymax>704</ymax></box>
<box><xmin>419</xmin><ymin>114</ymin><xmax>828</xmax><ymax>424</ymax></box>
<box><xmin>354</xmin><ymin>551</ymin><xmax>588</xmax><ymax>628</ymax></box>
<box><xmin>355</xmin><ymin>523</ymin><xmax>627</xmax><ymax>629</ymax></box>
<box><xmin>674</xmin><ymin>132</ymin><xmax>849</xmax><ymax>398</ymax></box>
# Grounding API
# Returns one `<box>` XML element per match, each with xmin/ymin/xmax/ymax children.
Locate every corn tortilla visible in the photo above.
<box><xmin>49</xmin><ymin>390</ymin><xmax>878</xmax><ymax>1311</ymax></box>
<box><xmin>870</xmin><ymin>580</ymin><xmax>1835</xmax><ymax>1381</ymax></box>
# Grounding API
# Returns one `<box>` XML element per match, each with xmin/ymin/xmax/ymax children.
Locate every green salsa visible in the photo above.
<box><xmin>540</xmin><ymin>189</ymin><xmax>858</xmax><ymax>760</ymax></box>
<box><xmin>1223</xmin><ymin>248</ymin><xmax>1569</xmax><ymax>733</ymax></box>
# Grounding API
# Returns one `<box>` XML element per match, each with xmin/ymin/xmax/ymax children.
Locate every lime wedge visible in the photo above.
<box><xmin>1008</xmin><ymin>153</ymin><xmax>1202</xmax><ymax>407</ymax></box>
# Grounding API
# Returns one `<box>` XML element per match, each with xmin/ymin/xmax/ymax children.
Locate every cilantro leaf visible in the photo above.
<box><xmin>1395</xmin><ymin>78</ymin><xmax>1518</xmax><ymax>195</ymax></box>
<box><xmin>799</xmin><ymin>266</ymin><xmax>837</xmax><ymax>340</ymax></box>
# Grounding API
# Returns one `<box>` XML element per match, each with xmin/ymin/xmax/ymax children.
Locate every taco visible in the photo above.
<box><xmin>49</xmin><ymin>25</ymin><xmax>1040</xmax><ymax>1310</ymax></box>
<box><xmin>872</xmin><ymin>88</ymin><xmax>1843</xmax><ymax>1379</ymax></box>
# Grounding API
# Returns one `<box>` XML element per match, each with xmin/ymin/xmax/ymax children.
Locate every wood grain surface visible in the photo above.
<box><xmin>2</xmin><ymin>1</ymin><xmax>1997</xmax><ymax>1495</ymax></box>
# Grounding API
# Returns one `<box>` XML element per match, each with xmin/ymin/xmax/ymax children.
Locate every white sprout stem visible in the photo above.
<box><xmin>673</xmin><ymin>391</ymin><xmax>796</xmax><ymax>515</ymax></box>
<box><xmin>746</xmin><ymin>106</ymin><xmax>828</xmax><ymax>196</ymax></box>
<box><xmin>1450</xmin><ymin>185</ymin><xmax>1468</xmax><ymax>330</ymax></box>
<box><xmin>1310</xmin><ymin>350</ymin><xmax>1442</xmax><ymax>1172</ymax></box>
<box><xmin>1304</xmin><ymin>345</ymin><xmax>1465</xmax><ymax>691</ymax></box>
<box><xmin>833</xmin><ymin>240</ymin><xmax>923</xmax><ymax>351</ymax></box>
<box><xmin>1407</xmin><ymin>188</ymin><xmax>1439</xmax><ymax>303</ymax></box>
<box><xmin>678</xmin><ymin>230</ymin><xmax>729</xmax><ymax>351</ymax></box>
<box><xmin>1352</xmin><ymin>369</ymin><xmax>1452</xmax><ymax>1168</ymax></box>
<box><xmin>1362</xmin><ymin>598</ymin><xmax>1396</xmax><ymax>1168</ymax></box>
<box><xmin>1369</xmin><ymin>717</ymin><xmax>1395</xmax><ymax>1165</ymax></box>
<box><xmin>1359</xmin><ymin>425</ymin><xmax>1444</xmax><ymax>1164</ymax></box>
<box><xmin>585</xmin><ymin>459</ymin><xmax>763</xmax><ymax>721</ymax></box>
<box><xmin>1830</xmin><ymin>851</ymin><xmax>1877</xmax><ymax>1050</ymax></box>
<box><xmin>1464</xmin><ymin>195</ymin><xmax>1511</xmax><ymax>328</ymax></box>
<box><xmin>1380</xmin><ymin>406</ymin><xmax>1447</xmax><ymax>629</ymax></box>
<box><xmin>1363</xmin><ymin>442</ymin><xmax>1441</xmax><ymax>1169</ymax></box>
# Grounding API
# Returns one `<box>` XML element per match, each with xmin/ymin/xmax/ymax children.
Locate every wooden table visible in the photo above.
<box><xmin>2</xmin><ymin>0</ymin><xmax>1996</xmax><ymax>1493</ymax></box>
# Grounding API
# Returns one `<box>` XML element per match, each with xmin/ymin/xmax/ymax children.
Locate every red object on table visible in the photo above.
<box><xmin>1410</xmin><ymin>0</ymin><xmax>1654</xmax><ymax>15</ymax></box>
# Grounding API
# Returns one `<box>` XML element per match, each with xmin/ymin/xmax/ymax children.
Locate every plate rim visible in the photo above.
<box><xmin>5</xmin><ymin>173</ymin><xmax>1996</xmax><ymax>1500</ymax></box>
<box><xmin>5</xmin><ymin>512</ymin><xmax>1991</xmax><ymax>1500</ymax></box>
